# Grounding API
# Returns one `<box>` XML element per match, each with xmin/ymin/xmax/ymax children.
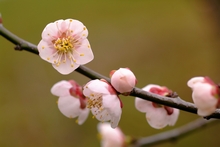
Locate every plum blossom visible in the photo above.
<box><xmin>51</xmin><ymin>80</ymin><xmax>89</xmax><ymax>125</ymax></box>
<box><xmin>38</xmin><ymin>19</ymin><xmax>94</xmax><ymax>75</ymax></box>
<box><xmin>110</xmin><ymin>68</ymin><xmax>137</xmax><ymax>94</ymax></box>
<box><xmin>97</xmin><ymin>122</ymin><xmax>125</xmax><ymax>147</ymax></box>
<box><xmin>83</xmin><ymin>79</ymin><xmax>122</xmax><ymax>128</ymax></box>
<box><xmin>135</xmin><ymin>84</ymin><xmax>179</xmax><ymax>129</ymax></box>
<box><xmin>187</xmin><ymin>76</ymin><xmax>220</xmax><ymax>116</ymax></box>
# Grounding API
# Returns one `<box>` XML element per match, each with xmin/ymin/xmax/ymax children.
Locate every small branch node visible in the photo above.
<box><xmin>14</xmin><ymin>45</ymin><xmax>23</xmax><ymax>51</ymax></box>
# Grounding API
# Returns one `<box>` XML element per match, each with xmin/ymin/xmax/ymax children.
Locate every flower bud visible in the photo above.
<box><xmin>187</xmin><ymin>76</ymin><xmax>220</xmax><ymax>116</ymax></box>
<box><xmin>110</xmin><ymin>68</ymin><xmax>137</xmax><ymax>94</ymax></box>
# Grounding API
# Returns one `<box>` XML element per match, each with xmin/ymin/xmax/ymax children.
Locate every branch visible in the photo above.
<box><xmin>1</xmin><ymin>21</ymin><xmax>220</xmax><ymax>119</ymax></box>
<box><xmin>133</xmin><ymin>118</ymin><xmax>217</xmax><ymax>147</ymax></box>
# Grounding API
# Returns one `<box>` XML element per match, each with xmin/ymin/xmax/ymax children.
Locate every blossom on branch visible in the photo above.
<box><xmin>187</xmin><ymin>76</ymin><xmax>220</xmax><ymax>116</ymax></box>
<box><xmin>38</xmin><ymin>19</ymin><xmax>94</xmax><ymax>75</ymax></box>
<box><xmin>110</xmin><ymin>68</ymin><xmax>137</xmax><ymax>94</ymax></box>
<box><xmin>51</xmin><ymin>80</ymin><xmax>89</xmax><ymax>125</ymax></box>
<box><xmin>97</xmin><ymin>122</ymin><xmax>125</xmax><ymax>147</ymax></box>
<box><xmin>135</xmin><ymin>84</ymin><xmax>179</xmax><ymax>129</ymax></box>
<box><xmin>83</xmin><ymin>79</ymin><xmax>122</xmax><ymax>128</ymax></box>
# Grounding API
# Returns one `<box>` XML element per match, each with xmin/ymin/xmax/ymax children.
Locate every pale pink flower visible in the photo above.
<box><xmin>83</xmin><ymin>79</ymin><xmax>122</xmax><ymax>128</ymax></box>
<box><xmin>135</xmin><ymin>84</ymin><xmax>179</xmax><ymax>129</ymax></box>
<box><xmin>187</xmin><ymin>76</ymin><xmax>220</xmax><ymax>116</ymax></box>
<box><xmin>110</xmin><ymin>68</ymin><xmax>137</xmax><ymax>94</ymax></box>
<box><xmin>38</xmin><ymin>19</ymin><xmax>94</xmax><ymax>75</ymax></box>
<box><xmin>51</xmin><ymin>80</ymin><xmax>89</xmax><ymax>125</ymax></box>
<box><xmin>97</xmin><ymin>122</ymin><xmax>125</xmax><ymax>147</ymax></box>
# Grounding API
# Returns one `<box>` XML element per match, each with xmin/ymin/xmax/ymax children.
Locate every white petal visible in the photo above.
<box><xmin>51</xmin><ymin>80</ymin><xmax>72</xmax><ymax>97</ymax></box>
<box><xmin>37</xmin><ymin>40</ymin><xmax>56</xmax><ymax>63</ymax></box>
<box><xmin>135</xmin><ymin>98</ymin><xmax>152</xmax><ymax>113</ymax></box>
<box><xmin>41</xmin><ymin>22</ymin><xmax>59</xmax><ymax>42</ymax></box>
<box><xmin>55</xmin><ymin>19</ymin><xmax>69</xmax><ymax>32</ymax></box>
<box><xmin>68</xmin><ymin>19</ymin><xmax>88</xmax><ymax>38</ymax></box>
<box><xmin>103</xmin><ymin>95</ymin><xmax>122</xmax><ymax>128</ymax></box>
<box><xmin>187</xmin><ymin>77</ymin><xmax>204</xmax><ymax>89</ymax></box>
<box><xmin>77</xmin><ymin>108</ymin><xmax>90</xmax><ymax>125</ymax></box>
<box><xmin>192</xmin><ymin>83</ymin><xmax>218</xmax><ymax>116</ymax></box>
<box><xmin>91</xmin><ymin>108</ymin><xmax>111</xmax><ymax>121</ymax></box>
<box><xmin>97</xmin><ymin>123</ymin><xmax>125</xmax><ymax>147</ymax></box>
<box><xmin>73</xmin><ymin>39</ymin><xmax>94</xmax><ymax>65</ymax></box>
<box><xmin>52</xmin><ymin>58</ymin><xmax>80</xmax><ymax>75</ymax></box>
<box><xmin>58</xmin><ymin>95</ymin><xmax>81</xmax><ymax>118</ymax></box>
<box><xmin>168</xmin><ymin>108</ymin><xmax>179</xmax><ymax>126</ymax></box>
<box><xmin>146</xmin><ymin>107</ymin><xmax>169</xmax><ymax>129</ymax></box>
<box><xmin>84</xmin><ymin>80</ymin><xmax>111</xmax><ymax>95</ymax></box>
<box><xmin>142</xmin><ymin>84</ymin><xmax>161</xmax><ymax>92</ymax></box>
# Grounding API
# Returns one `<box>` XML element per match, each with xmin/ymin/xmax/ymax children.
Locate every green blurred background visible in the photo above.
<box><xmin>0</xmin><ymin>0</ymin><xmax>220</xmax><ymax>146</ymax></box>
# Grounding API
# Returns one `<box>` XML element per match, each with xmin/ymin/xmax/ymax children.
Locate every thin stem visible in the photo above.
<box><xmin>0</xmin><ymin>24</ymin><xmax>38</xmax><ymax>54</ymax></box>
<box><xmin>1</xmin><ymin>24</ymin><xmax>220</xmax><ymax>119</ymax></box>
<box><xmin>133</xmin><ymin>118</ymin><xmax>216</xmax><ymax>147</ymax></box>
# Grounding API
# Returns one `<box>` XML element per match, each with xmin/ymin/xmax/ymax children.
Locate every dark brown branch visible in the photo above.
<box><xmin>133</xmin><ymin>118</ymin><xmax>217</xmax><ymax>147</ymax></box>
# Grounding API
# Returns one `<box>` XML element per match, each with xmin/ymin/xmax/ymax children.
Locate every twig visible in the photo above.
<box><xmin>1</xmin><ymin>22</ymin><xmax>220</xmax><ymax>119</ymax></box>
<box><xmin>133</xmin><ymin>118</ymin><xmax>217</xmax><ymax>147</ymax></box>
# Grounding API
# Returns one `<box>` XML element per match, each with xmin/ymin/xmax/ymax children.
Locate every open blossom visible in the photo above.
<box><xmin>83</xmin><ymin>79</ymin><xmax>122</xmax><ymax>128</ymax></box>
<box><xmin>187</xmin><ymin>76</ymin><xmax>220</xmax><ymax>116</ymax></box>
<box><xmin>51</xmin><ymin>80</ymin><xmax>89</xmax><ymax>125</ymax></box>
<box><xmin>97</xmin><ymin>122</ymin><xmax>125</xmax><ymax>147</ymax></box>
<box><xmin>110</xmin><ymin>68</ymin><xmax>137</xmax><ymax>94</ymax></box>
<box><xmin>135</xmin><ymin>84</ymin><xmax>179</xmax><ymax>129</ymax></box>
<box><xmin>38</xmin><ymin>19</ymin><xmax>94</xmax><ymax>75</ymax></box>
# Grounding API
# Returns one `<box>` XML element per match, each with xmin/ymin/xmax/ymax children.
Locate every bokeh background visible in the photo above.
<box><xmin>0</xmin><ymin>0</ymin><xmax>220</xmax><ymax>147</ymax></box>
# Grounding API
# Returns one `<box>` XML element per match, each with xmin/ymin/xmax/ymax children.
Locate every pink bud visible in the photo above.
<box><xmin>187</xmin><ymin>76</ymin><xmax>220</xmax><ymax>116</ymax></box>
<box><xmin>110</xmin><ymin>68</ymin><xmax>137</xmax><ymax>94</ymax></box>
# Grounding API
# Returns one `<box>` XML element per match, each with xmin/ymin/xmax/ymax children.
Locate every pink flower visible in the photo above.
<box><xmin>135</xmin><ymin>84</ymin><xmax>179</xmax><ymax>129</ymax></box>
<box><xmin>83</xmin><ymin>79</ymin><xmax>122</xmax><ymax>128</ymax></box>
<box><xmin>97</xmin><ymin>122</ymin><xmax>125</xmax><ymax>147</ymax></box>
<box><xmin>38</xmin><ymin>19</ymin><xmax>94</xmax><ymax>75</ymax></box>
<box><xmin>187</xmin><ymin>76</ymin><xmax>220</xmax><ymax>116</ymax></box>
<box><xmin>51</xmin><ymin>80</ymin><xmax>89</xmax><ymax>125</ymax></box>
<box><xmin>110</xmin><ymin>68</ymin><xmax>137</xmax><ymax>94</ymax></box>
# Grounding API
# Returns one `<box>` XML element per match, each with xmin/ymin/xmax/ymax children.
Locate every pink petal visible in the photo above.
<box><xmin>41</xmin><ymin>22</ymin><xmax>59</xmax><ymax>42</ymax></box>
<box><xmin>168</xmin><ymin>108</ymin><xmax>179</xmax><ymax>126</ymax></box>
<box><xmin>146</xmin><ymin>107</ymin><xmax>169</xmax><ymax>129</ymax></box>
<box><xmin>51</xmin><ymin>80</ymin><xmax>72</xmax><ymax>97</ymax></box>
<box><xmin>135</xmin><ymin>98</ymin><xmax>152</xmax><ymax>113</ymax></box>
<box><xmin>55</xmin><ymin>19</ymin><xmax>69</xmax><ymax>33</ymax></box>
<box><xmin>37</xmin><ymin>40</ymin><xmax>56</xmax><ymax>63</ymax></box>
<box><xmin>103</xmin><ymin>95</ymin><xmax>122</xmax><ymax>128</ymax></box>
<box><xmin>187</xmin><ymin>77</ymin><xmax>204</xmax><ymax>89</ymax></box>
<box><xmin>85</xmin><ymin>80</ymin><xmax>111</xmax><ymax>95</ymax></box>
<box><xmin>52</xmin><ymin>58</ymin><xmax>80</xmax><ymax>75</ymax></box>
<box><xmin>77</xmin><ymin>108</ymin><xmax>90</xmax><ymax>125</ymax></box>
<box><xmin>68</xmin><ymin>19</ymin><xmax>88</xmax><ymax>38</ymax></box>
<box><xmin>192</xmin><ymin>83</ymin><xmax>218</xmax><ymax>116</ymax></box>
<box><xmin>73</xmin><ymin>39</ymin><xmax>94</xmax><ymax>65</ymax></box>
<box><xmin>58</xmin><ymin>95</ymin><xmax>81</xmax><ymax>118</ymax></box>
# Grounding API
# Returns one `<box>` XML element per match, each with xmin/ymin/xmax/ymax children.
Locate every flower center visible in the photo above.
<box><xmin>54</xmin><ymin>36</ymin><xmax>74</xmax><ymax>53</ymax></box>
<box><xmin>51</xmin><ymin>35</ymin><xmax>78</xmax><ymax>67</ymax></box>
<box><xmin>87</xmin><ymin>95</ymin><xmax>103</xmax><ymax>111</ymax></box>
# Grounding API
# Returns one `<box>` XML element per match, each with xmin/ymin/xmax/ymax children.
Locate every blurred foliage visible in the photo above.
<box><xmin>0</xmin><ymin>0</ymin><xmax>220</xmax><ymax>147</ymax></box>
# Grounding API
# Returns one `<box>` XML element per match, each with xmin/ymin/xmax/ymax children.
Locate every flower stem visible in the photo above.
<box><xmin>0</xmin><ymin>24</ymin><xmax>38</xmax><ymax>54</ymax></box>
